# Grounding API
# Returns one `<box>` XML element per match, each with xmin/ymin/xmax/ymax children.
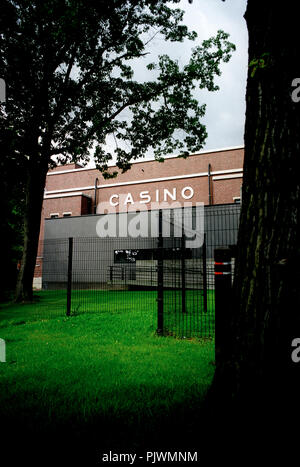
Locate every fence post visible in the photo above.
<box><xmin>66</xmin><ymin>237</ymin><xmax>73</xmax><ymax>316</ymax></box>
<box><xmin>181</xmin><ymin>232</ymin><xmax>186</xmax><ymax>313</ymax></box>
<box><xmin>202</xmin><ymin>233</ymin><xmax>208</xmax><ymax>313</ymax></box>
<box><xmin>157</xmin><ymin>210</ymin><xmax>164</xmax><ymax>335</ymax></box>
<box><xmin>214</xmin><ymin>247</ymin><xmax>232</xmax><ymax>365</ymax></box>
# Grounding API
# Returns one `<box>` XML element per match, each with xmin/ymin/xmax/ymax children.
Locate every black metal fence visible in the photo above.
<box><xmin>158</xmin><ymin>235</ymin><xmax>214</xmax><ymax>338</ymax></box>
<box><xmin>36</xmin><ymin>204</ymin><xmax>240</xmax><ymax>337</ymax></box>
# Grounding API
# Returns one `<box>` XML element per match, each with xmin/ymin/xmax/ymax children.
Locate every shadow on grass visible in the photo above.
<box><xmin>1</xmin><ymin>393</ymin><xmax>214</xmax><ymax>466</ymax></box>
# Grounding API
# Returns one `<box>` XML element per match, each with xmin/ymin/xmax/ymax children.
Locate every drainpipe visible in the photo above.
<box><xmin>94</xmin><ymin>178</ymin><xmax>99</xmax><ymax>214</ymax></box>
<box><xmin>208</xmin><ymin>163</ymin><xmax>213</xmax><ymax>205</ymax></box>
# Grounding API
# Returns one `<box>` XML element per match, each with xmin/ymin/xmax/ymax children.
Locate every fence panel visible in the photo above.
<box><xmin>37</xmin><ymin>204</ymin><xmax>240</xmax><ymax>336</ymax></box>
<box><xmin>35</xmin><ymin>238</ymin><xmax>69</xmax><ymax>318</ymax></box>
<box><xmin>68</xmin><ymin>237</ymin><xmax>158</xmax><ymax>333</ymax></box>
<box><xmin>160</xmin><ymin>204</ymin><xmax>240</xmax><ymax>338</ymax></box>
<box><xmin>160</xmin><ymin>237</ymin><xmax>214</xmax><ymax>338</ymax></box>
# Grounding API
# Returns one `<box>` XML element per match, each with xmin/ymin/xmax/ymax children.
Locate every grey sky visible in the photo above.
<box><xmin>188</xmin><ymin>0</ymin><xmax>248</xmax><ymax>150</ymax></box>
<box><xmin>90</xmin><ymin>0</ymin><xmax>248</xmax><ymax>167</ymax></box>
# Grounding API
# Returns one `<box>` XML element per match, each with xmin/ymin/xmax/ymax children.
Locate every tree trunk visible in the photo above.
<box><xmin>212</xmin><ymin>1</ymin><xmax>300</xmax><ymax>413</ymax></box>
<box><xmin>15</xmin><ymin>159</ymin><xmax>49</xmax><ymax>302</ymax></box>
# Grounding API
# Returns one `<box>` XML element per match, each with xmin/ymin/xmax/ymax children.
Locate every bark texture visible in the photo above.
<box><xmin>213</xmin><ymin>1</ymin><xmax>300</xmax><ymax>412</ymax></box>
<box><xmin>15</xmin><ymin>159</ymin><xmax>48</xmax><ymax>301</ymax></box>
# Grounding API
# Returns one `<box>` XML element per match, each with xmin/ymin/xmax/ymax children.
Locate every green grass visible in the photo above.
<box><xmin>0</xmin><ymin>288</ymin><xmax>215</xmax><ymax>337</ymax></box>
<box><xmin>0</xmin><ymin>291</ymin><xmax>215</xmax><ymax>460</ymax></box>
<box><xmin>163</xmin><ymin>289</ymin><xmax>215</xmax><ymax>338</ymax></box>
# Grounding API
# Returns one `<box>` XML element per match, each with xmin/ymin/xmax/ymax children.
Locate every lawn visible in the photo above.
<box><xmin>163</xmin><ymin>289</ymin><xmax>215</xmax><ymax>337</ymax></box>
<box><xmin>0</xmin><ymin>288</ymin><xmax>215</xmax><ymax>337</ymax></box>
<box><xmin>0</xmin><ymin>291</ymin><xmax>215</xmax><ymax>464</ymax></box>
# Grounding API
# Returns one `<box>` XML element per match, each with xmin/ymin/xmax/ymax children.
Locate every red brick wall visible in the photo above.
<box><xmin>44</xmin><ymin>147</ymin><xmax>244</xmax><ymax>212</ymax></box>
<box><xmin>50</xmin><ymin>162</ymin><xmax>83</xmax><ymax>172</ymax></box>
<box><xmin>45</xmin><ymin>148</ymin><xmax>244</xmax><ymax>193</ymax></box>
<box><xmin>43</xmin><ymin>195</ymin><xmax>83</xmax><ymax>218</ymax></box>
<box><xmin>213</xmin><ymin>178</ymin><xmax>242</xmax><ymax>205</ymax></box>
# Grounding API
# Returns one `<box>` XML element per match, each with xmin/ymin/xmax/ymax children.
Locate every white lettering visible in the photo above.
<box><xmin>124</xmin><ymin>193</ymin><xmax>134</xmax><ymax>205</ymax></box>
<box><xmin>291</xmin><ymin>338</ymin><xmax>300</xmax><ymax>363</ymax></box>
<box><xmin>146</xmin><ymin>452</ymin><xmax>154</xmax><ymax>462</ymax></box>
<box><xmin>119</xmin><ymin>454</ymin><xmax>136</xmax><ymax>464</ymax></box>
<box><xmin>181</xmin><ymin>186</ymin><xmax>194</xmax><ymax>200</ymax></box>
<box><xmin>0</xmin><ymin>338</ymin><xmax>6</xmax><ymax>362</ymax></box>
<box><xmin>168</xmin><ymin>452</ymin><xmax>178</xmax><ymax>462</ymax></box>
<box><xmin>109</xmin><ymin>194</ymin><xmax>119</xmax><ymax>206</ymax></box>
<box><xmin>95</xmin><ymin>201</ymin><xmax>204</xmax><ymax>247</ymax></box>
<box><xmin>108</xmin><ymin>186</ymin><xmax>194</xmax><ymax>206</ymax></box>
<box><xmin>140</xmin><ymin>191</ymin><xmax>151</xmax><ymax>204</ymax></box>
<box><xmin>188</xmin><ymin>452</ymin><xmax>198</xmax><ymax>462</ymax></box>
<box><xmin>146</xmin><ymin>452</ymin><xmax>197</xmax><ymax>464</ymax></box>
<box><xmin>96</xmin><ymin>213</ymin><xmax>117</xmax><ymax>237</ymax></box>
<box><xmin>185</xmin><ymin>202</ymin><xmax>204</xmax><ymax>248</ymax></box>
<box><xmin>163</xmin><ymin>188</ymin><xmax>176</xmax><ymax>202</ymax></box>
<box><xmin>151</xmin><ymin>452</ymin><xmax>168</xmax><ymax>463</ymax></box>
<box><xmin>291</xmin><ymin>78</ymin><xmax>300</xmax><ymax>103</ymax></box>
<box><xmin>101</xmin><ymin>452</ymin><xmax>136</xmax><ymax>464</ymax></box>
<box><xmin>0</xmin><ymin>78</ymin><xmax>6</xmax><ymax>103</ymax></box>
<box><xmin>128</xmin><ymin>211</ymin><xmax>148</xmax><ymax>238</ymax></box>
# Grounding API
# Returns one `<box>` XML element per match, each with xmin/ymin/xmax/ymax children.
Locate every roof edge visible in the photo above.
<box><xmin>47</xmin><ymin>144</ymin><xmax>245</xmax><ymax>176</ymax></box>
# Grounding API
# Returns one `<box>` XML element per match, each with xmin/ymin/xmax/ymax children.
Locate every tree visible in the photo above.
<box><xmin>212</xmin><ymin>0</ymin><xmax>300</xmax><ymax>425</ymax></box>
<box><xmin>0</xmin><ymin>0</ymin><xmax>235</xmax><ymax>301</ymax></box>
<box><xmin>0</xmin><ymin>139</ymin><xmax>24</xmax><ymax>300</ymax></box>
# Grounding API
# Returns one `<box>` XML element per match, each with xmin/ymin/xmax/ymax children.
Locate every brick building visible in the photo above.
<box><xmin>34</xmin><ymin>145</ymin><xmax>244</xmax><ymax>288</ymax></box>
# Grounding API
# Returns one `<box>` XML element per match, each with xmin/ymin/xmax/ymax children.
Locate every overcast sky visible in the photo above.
<box><xmin>184</xmin><ymin>0</ymin><xmax>248</xmax><ymax>150</ymax></box>
<box><xmin>90</xmin><ymin>0</ymin><xmax>248</xmax><ymax>167</ymax></box>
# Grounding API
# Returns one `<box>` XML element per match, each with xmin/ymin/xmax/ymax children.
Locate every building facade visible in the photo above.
<box><xmin>34</xmin><ymin>145</ymin><xmax>244</xmax><ymax>288</ymax></box>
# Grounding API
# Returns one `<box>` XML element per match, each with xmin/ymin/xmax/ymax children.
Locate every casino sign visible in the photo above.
<box><xmin>109</xmin><ymin>186</ymin><xmax>194</xmax><ymax>206</ymax></box>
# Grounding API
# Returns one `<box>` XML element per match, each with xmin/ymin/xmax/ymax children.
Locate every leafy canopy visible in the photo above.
<box><xmin>0</xmin><ymin>0</ymin><xmax>235</xmax><ymax>177</ymax></box>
